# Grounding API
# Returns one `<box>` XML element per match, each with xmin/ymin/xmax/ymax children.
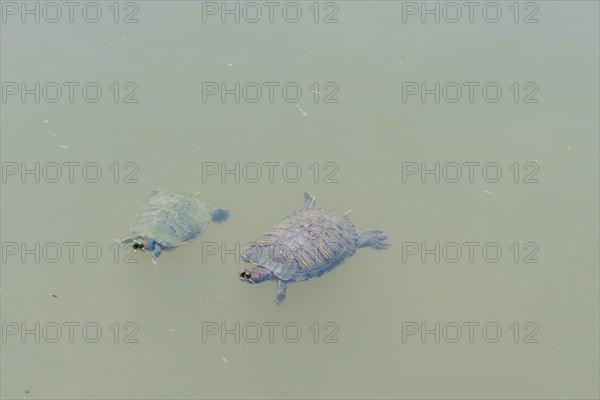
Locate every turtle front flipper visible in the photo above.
<box><xmin>358</xmin><ymin>230</ymin><xmax>389</xmax><ymax>249</ymax></box>
<box><xmin>117</xmin><ymin>237</ymin><xmax>137</xmax><ymax>245</ymax></box>
<box><xmin>304</xmin><ymin>192</ymin><xmax>315</xmax><ymax>211</ymax></box>
<box><xmin>151</xmin><ymin>245</ymin><xmax>163</xmax><ymax>265</ymax></box>
<box><xmin>275</xmin><ymin>280</ymin><xmax>288</xmax><ymax>304</ymax></box>
<box><xmin>211</xmin><ymin>208</ymin><xmax>230</xmax><ymax>223</ymax></box>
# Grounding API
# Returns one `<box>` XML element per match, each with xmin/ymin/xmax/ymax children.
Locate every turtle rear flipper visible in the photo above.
<box><xmin>358</xmin><ymin>230</ymin><xmax>389</xmax><ymax>249</ymax></box>
<box><xmin>211</xmin><ymin>208</ymin><xmax>230</xmax><ymax>223</ymax></box>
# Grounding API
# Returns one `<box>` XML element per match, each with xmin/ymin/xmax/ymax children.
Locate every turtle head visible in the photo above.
<box><xmin>240</xmin><ymin>242</ymin><xmax>276</xmax><ymax>283</ymax></box>
<box><xmin>130</xmin><ymin>240</ymin><xmax>156</xmax><ymax>252</ymax></box>
<box><xmin>239</xmin><ymin>266</ymin><xmax>272</xmax><ymax>284</ymax></box>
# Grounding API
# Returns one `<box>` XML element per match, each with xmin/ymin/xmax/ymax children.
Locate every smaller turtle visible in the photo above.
<box><xmin>239</xmin><ymin>192</ymin><xmax>388</xmax><ymax>304</ymax></box>
<box><xmin>117</xmin><ymin>189</ymin><xmax>229</xmax><ymax>264</ymax></box>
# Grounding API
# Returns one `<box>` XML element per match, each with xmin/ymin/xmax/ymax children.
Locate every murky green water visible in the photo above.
<box><xmin>1</xmin><ymin>1</ymin><xmax>598</xmax><ymax>399</ymax></box>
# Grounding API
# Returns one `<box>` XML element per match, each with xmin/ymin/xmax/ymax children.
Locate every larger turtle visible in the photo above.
<box><xmin>118</xmin><ymin>189</ymin><xmax>229</xmax><ymax>264</ymax></box>
<box><xmin>239</xmin><ymin>192</ymin><xmax>388</xmax><ymax>304</ymax></box>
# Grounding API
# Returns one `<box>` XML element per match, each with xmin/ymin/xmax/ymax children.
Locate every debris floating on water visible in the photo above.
<box><xmin>59</xmin><ymin>145</ymin><xmax>69</xmax><ymax>149</ymax></box>
<box><xmin>296</xmin><ymin>104</ymin><xmax>308</xmax><ymax>117</ymax></box>
<box><xmin>483</xmin><ymin>190</ymin><xmax>494</xmax><ymax>195</ymax></box>
<box><xmin>222</xmin><ymin>357</ymin><xmax>228</xmax><ymax>363</ymax></box>
<box><xmin>51</xmin><ymin>293</ymin><xmax>58</xmax><ymax>298</ymax></box>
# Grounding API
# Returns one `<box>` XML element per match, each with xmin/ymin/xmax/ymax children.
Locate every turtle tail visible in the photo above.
<box><xmin>211</xmin><ymin>208</ymin><xmax>230</xmax><ymax>223</ymax></box>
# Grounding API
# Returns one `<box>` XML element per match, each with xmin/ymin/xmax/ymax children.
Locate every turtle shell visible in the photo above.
<box><xmin>242</xmin><ymin>208</ymin><xmax>358</xmax><ymax>282</ymax></box>
<box><xmin>131</xmin><ymin>189</ymin><xmax>211</xmax><ymax>246</ymax></box>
